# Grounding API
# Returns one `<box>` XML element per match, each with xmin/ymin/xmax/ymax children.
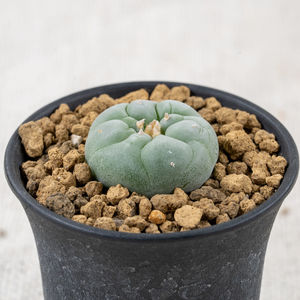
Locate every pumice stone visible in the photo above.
<box><xmin>85</xmin><ymin>100</ymin><xmax>219</xmax><ymax>197</ymax></box>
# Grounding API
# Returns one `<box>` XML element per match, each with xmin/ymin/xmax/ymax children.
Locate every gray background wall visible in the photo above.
<box><xmin>0</xmin><ymin>0</ymin><xmax>299</xmax><ymax>299</ymax></box>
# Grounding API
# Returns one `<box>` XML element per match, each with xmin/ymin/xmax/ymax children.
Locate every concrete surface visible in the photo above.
<box><xmin>0</xmin><ymin>0</ymin><xmax>299</xmax><ymax>299</ymax></box>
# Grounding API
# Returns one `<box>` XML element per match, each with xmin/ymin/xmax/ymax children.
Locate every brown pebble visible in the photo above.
<box><xmin>80</xmin><ymin>199</ymin><xmax>105</xmax><ymax>219</ymax></box>
<box><xmin>266</xmin><ymin>174</ymin><xmax>283</xmax><ymax>188</ymax></box>
<box><xmin>160</xmin><ymin>221</ymin><xmax>179</xmax><ymax>233</ymax></box>
<box><xmin>74</xmin><ymin>196</ymin><xmax>88</xmax><ymax>212</ymax></box>
<box><xmin>124</xmin><ymin>216</ymin><xmax>149</xmax><ymax>231</ymax></box>
<box><xmin>166</xmin><ymin>86</ymin><xmax>190</xmax><ymax>101</ymax></box>
<box><xmin>60</xmin><ymin>141</ymin><xmax>76</xmax><ymax>154</ymax></box>
<box><xmin>128</xmin><ymin>192</ymin><xmax>146</xmax><ymax>204</ymax></box>
<box><xmin>216</xmin><ymin>213</ymin><xmax>230</xmax><ymax>224</ymax></box>
<box><xmin>117</xmin><ymin>198</ymin><xmax>136</xmax><ymax>219</ymax></box>
<box><xmin>220</xmin><ymin>174</ymin><xmax>252</xmax><ymax>194</ymax></box>
<box><xmin>85</xmin><ymin>181</ymin><xmax>103</xmax><ymax>198</ymax></box>
<box><xmin>240</xmin><ymin>199</ymin><xmax>256</xmax><ymax>213</ymax></box>
<box><xmin>150</xmin><ymin>188</ymin><xmax>189</xmax><ymax>213</ymax></box>
<box><xmin>197</xmin><ymin>220</ymin><xmax>211</xmax><ymax>229</ymax></box>
<box><xmin>215</xmin><ymin>107</ymin><xmax>236</xmax><ymax>124</ymax></box>
<box><xmin>224</xmin><ymin>192</ymin><xmax>247</xmax><ymax>204</ymax></box>
<box><xmin>90</xmin><ymin>194</ymin><xmax>109</xmax><ymax>204</ymax></box>
<box><xmin>227</xmin><ymin>162</ymin><xmax>248</xmax><ymax>175</ymax></box>
<box><xmin>94</xmin><ymin>217</ymin><xmax>116</xmax><ymax>231</ymax></box>
<box><xmin>185</xmin><ymin>96</ymin><xmax>205</xmax><ymax>110</ymax></box>
<box><xmin>36</xmin><ymin>117</ymin><xmax>56</xmax><ymax>135</ymax></box>
<box><xmin>148</xmin><ymin>210</ymin><xmax>166</xmax><ymax>225</ymax></box>
<box><xmin>73</xmin><ymin>163</ymin><xmax>92</xmax><ymax>185</ymax></box>
<box><xmin>139</xmin><ymin>197</ymin><xmax>152</xmax><ymax>218</ymax></box>
<box><xmin>236</xmin><ymin>110</ymin><xmax>250</xmax><ymax>126</ymax></box>
<box><xmin>44</xmin><ymin>147</ymin><xmax>63</xmax><ymax>170</ymax></box>
<box><xmin>245</xmin><ymin>114</ymin><xmax>261</xmax><ymax>129</ymax></box>
<box><xmin>190</xmin><ymin>186</ymin><xmax>226</xmax><ymax>203</ymax></box>
<box><xmin>107</xmin><ymin>184</ymin><xmax>130</xmax><ymax>205</ymax></box>
<box><xmin>223</xmin><ymin>130</ymin><xmax>256</xmax><ymax>159</ymax></box>
<box><xmin>50</xmin><ymin>103</ymin><xmax>70</xmax><ymax>124</ymax></box>
<box><xmin>267</xmin><ymin>155</ymin><xmax>287</xmax><ymax>175</ymax></box>
<box><xmin>192</xmin><ymin>198</ymin><xmax>219</xmax><ymax>220</ymax></box>
<box><xmin>116</xmin><ymin>89</ymin><xmax>149</xmax><ymax>103</ymax></box>
<box><xmin>206</xmin><ymin>97</ymin><xmax>222</xmax><ymax>111</ymax></box>
<box><xmin>52</xmin><ymin>168</ymin><xmax>76</xmax><ymax>189</ymax></box>
<box><xmin>213</xmin><ymin>162</ymin><xmax>226</xmax><ymax>181</ymax></box>
<box><xmin>46</xmin><ymin>193</ymin><xmax>75</xmax><ymax>218</ymax></box>
<box><xmin>251</xmin><ymin>192</ymin><xmax>265</xmax><ymax>205</ymax></box>
<box><xmin>18</xmin><ymin>121</ymin><xmax>44</xmax><ymax>158</ymax></box>
<box><xmin>259</xmin><ymin>139</ymin><xmax>279</xmax><ymax>154</ymax></box>
<box><xmin>22</xmin><ymin>162</ymin><xmax>46</xmax><ymax>183</ymax></box>
<box><xmin>174</xmin><ymin>205</ymin><xmax>203</xmax><ymax>229</ymax></box>
<box><xmin>150</xmin><ymin>84</ymin><xmax>170</xmax><ymax>101</ymax></box>
<box><xmin>219</xmin><ymin>122</ymin><xmax>243</xmax><ymax>135</ymax></box>
<box><xmin>252</xmin><ymin>184</ymin><xmax>260</xmax><ymax>193</ymax></box>
<box><xmin>102</xmin><ymin>205</ymin><xmax>116</xmax><ymax>218</ymax></box>
<box><xmin>119</xmin><ymin>224</ymin><xmax>141</xmax><ymax>233</ymax></box>
<box><xmin>44</xmin><ymin>133</ymin><xmax>55</xmax><ymax>148</ymax></box>
<box><xmin>251</xmin><ymin>160</ymin><xmax>270</xmax><ymax>185</ymax></box>
<box><xmin>36</xmin><ymin>176</ymin><xmax>66</xmax><ymax>205</ymax></box>
<box><xmin>180</xmin><ymin>227</ymin><xmax>191</xmax><ymax>232</ymax></box>
<box><xmin>254</xmin><ymin>130</ymin><xmax>275</xmax><ymax>144</ymax></box>
<box><xmin>65</xmin><ymin>186</ymin><xmax>83</xmax><ymax>201</ymax></box>
<box><xmin>63</xmin><ymin>149</ymin><xmax>83</xmax><ymax>170</ymax></box>
<box><xmin>77</xmin><ymin>94</ymin><xmax>115</xmax><ymax>116</ymax></box>
<box><xmin>26</xmin><ymin>180</ymin><xmax>39</xmax><ymax>196</ymax></box>
<box><xmin>78</xmin><ymin>144</ymin><xmax>85</xmax><ymax>154</ymax></box>
<box><xmin>259</xmin><ymin>185</ymin><xmax>274</xmax><ymax>199</ymax></box>
<box><xmin>86</xmin><ymin>218</ymin><xmax>95</xmax><ymax>226</ymax></box>
<box><xmin>145</xmin><ymin>223</ymin><xmax>160</xmax><ymax>234</ymax></box>
<box><xmin>198</xmin><ymin>108</ymin><xmax>216</xmax><ymax>123</ymax></box>
<box><xmin>72</xmin><ymin>215</ymin><xmax>87</xmax><ymax>224</ymax></box>
<box><xmin>61</xmin><ymin>114</ymin><xmax>79</xmax><ymax>131</ymax></box>
<box><xmin>203</xmin><ymin>179</ymin><xmax>220</xmax><ymax>189</ymax></box>
<box><xmin>218</xmin><ymin>151</ymin><xmax>229</xmax><ymax>165</ymax></box>
<box><xmin>218</xmin><ymin>202</ymin><xmax>239</xmax><ymax>218</ymax></box>
<box><xmin>55</xmin><ymin>124</ymin><xmax>69</xmax><ymax>144</ymax></box>
<box><xmin>80</xmin><ymin>111</ymin><xmax>99</xmax><ymax>127</ymax></box>
<box><xmin>211</xmin><ymin>123</ymin><xmax>219</xmax><ymax>134</ymax></box>
<box><xmin>71</xmin><ymin>124</ymin><xmax>89</xmax><ymax>138</ymax></box>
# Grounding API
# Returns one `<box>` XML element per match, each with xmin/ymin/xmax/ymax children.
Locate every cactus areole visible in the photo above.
<box><xmin>85</xmin><ymin>100</ymin><xmax>219</xmax><ymax>197</ymax></box>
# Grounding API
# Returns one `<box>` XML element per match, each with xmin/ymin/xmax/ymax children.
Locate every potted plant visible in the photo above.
<box><xmin>4</xmin><ymin>81</ymin><xmax>299</xmax><ymax>300</ymax></box>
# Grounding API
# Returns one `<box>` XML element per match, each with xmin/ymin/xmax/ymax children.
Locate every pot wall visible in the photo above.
<box><xmin>5</xmin><ymin>81</ymin><xmax>299</xmax><ymax>300</ymax></box>
<box><xmin>25</xmin><ymin>201</ymin><xmax>280</xmax><ymax>300</ymax></box>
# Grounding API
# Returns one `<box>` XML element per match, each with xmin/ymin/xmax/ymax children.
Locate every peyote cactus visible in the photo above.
<box><xmin>85</xmin><ymin>100</ymin><xmax>218</xmax><ymax>197</ymax></box>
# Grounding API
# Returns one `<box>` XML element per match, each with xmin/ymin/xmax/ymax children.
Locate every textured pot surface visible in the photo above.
<box><xmin>5</xmin><ymin>82</ymin><xmax>299</xmax><ymax>300</ymax></box>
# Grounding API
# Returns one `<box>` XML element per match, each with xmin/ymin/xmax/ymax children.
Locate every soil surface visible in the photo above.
<box><xmin>19</xmin><ymin>84</ymin><xmax>287</xmax><ymax>233</ymax></box>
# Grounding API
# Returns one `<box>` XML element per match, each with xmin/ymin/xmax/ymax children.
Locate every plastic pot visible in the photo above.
<box><xmin>4</xmin><ymin>81</ymin><xmax>299</xmax><ymax>300</ymax></box>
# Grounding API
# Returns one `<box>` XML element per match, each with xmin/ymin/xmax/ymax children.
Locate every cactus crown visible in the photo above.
<box><xmin>85</xmin><ymin>100</ymin><xmax>219</xmax><ymax>197</ymax></box>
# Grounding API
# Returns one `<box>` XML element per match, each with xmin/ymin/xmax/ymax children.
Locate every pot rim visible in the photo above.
<box><xmin>4</xmin><ymin>81</ymin><xmax>299</xmax><ymax>241</ymax></box>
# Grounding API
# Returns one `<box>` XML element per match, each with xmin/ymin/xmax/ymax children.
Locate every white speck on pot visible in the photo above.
<box><xmin>170</xmin><ymin>162</ymin><xmax>175</xmax><ymax>167</ymax></box>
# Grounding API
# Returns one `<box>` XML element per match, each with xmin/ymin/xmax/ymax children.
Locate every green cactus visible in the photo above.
<box><xmin>85</xmin><ymin>100</ymin><xmax>218</xmax><ymax>197</ymax></box>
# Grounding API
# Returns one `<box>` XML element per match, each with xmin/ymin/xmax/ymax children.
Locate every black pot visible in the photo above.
<box><xmin>4</xmin><ymin>82</ymin><xmax>299</xmax><ymax>300</ymax></box>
